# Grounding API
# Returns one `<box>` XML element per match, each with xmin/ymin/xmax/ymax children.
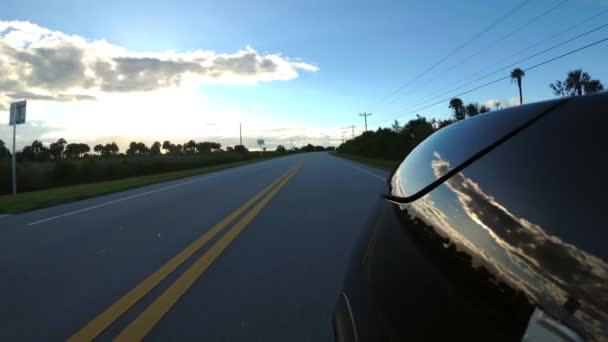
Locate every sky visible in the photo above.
<box><xmin>1</xmin><ymin>0</ymin><xmax>607</xmax><ymax>150</ymax></box>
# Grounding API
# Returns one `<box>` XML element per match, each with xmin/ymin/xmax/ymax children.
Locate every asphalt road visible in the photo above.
<box><xmin>0</xmin><ymin>152</ymin><xmax>388</xmax><ymax>341</ymax></box>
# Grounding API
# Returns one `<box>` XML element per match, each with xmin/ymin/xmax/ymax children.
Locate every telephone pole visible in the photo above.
<box><xmin>350</xmin><ymin>125</ymin><xmax>355</xmax><ymax>139</ymax></box>
<box><xmin>359</xmin><ymin>112</ymin><xmax>372</xmax><ymax>132</ymax></box>
<box><xmin>239</xmin><ymin>122</ymin><xmax>242</xmax><ymax>145</ymax></box>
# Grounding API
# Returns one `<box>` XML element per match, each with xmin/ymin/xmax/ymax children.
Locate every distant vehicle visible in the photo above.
<box><xmin>334</xmin><ymin>92</ymin><xmax>608</xmax><ymax>341</ymax></box>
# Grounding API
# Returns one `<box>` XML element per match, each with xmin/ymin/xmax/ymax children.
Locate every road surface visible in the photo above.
<box><xmin>0</xmin><ymin>152</ymin><xmax>389</xmax><ymax>341</ymax></box>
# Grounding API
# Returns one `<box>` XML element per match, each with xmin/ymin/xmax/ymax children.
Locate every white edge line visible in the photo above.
<box><xmin>342</xmin><ymin>161</ymin><xmax>386</xmax><ymax>182</ymax></box>
<box><xmin>27</xmin><ymin>167</ymin><xmax>247</xmax><ymax>226</ymax></box>
<box><xmin>0</xmin><ymin>214</ymin><xmax>11</xmax><ymax>219</ymax></box>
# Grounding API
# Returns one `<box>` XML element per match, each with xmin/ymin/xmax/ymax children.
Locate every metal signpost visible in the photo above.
<box><xmin>9</xmin><ymin>100</ymin><xmax>26</xmax><ymax>195</ymax></box>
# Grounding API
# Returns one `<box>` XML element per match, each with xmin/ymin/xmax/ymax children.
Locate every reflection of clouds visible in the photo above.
<box><xmin>409</xmin><ymin>193</ymin><xmax>539</xmax><ymax>301</ymax></box>
<box><xmin>430</xmin><ymin>152</ymin><xmax>608</xmax><ymax>340</ymax></box>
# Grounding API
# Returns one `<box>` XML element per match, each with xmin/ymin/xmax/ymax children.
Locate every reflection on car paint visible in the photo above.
<box><xmin>393</xmin><ymin>151</ymin><xmax>608</xmax><ymax>341</ymax></box>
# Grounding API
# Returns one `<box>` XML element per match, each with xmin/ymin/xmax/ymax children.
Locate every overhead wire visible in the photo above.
<box><xmin>406</xmin><ymin>8</ymin><xmax>608</xmax><ymax>108</ymax></box>
<box><xmin>381</xmin><ymin>22</ymin><xmax>608</xmax><ymax>120</ymax></box>
<box><xmin>368</xmin><ymin>35</ymin><xmax>608</xmax><ymax>126</ymax></box>
<box><xmin>366</xmin><ymin>0</ymin><xmax>533</xmax><ymax>109</ymax></box>
<box><xmin>380</xmin><ymin>0</ymin><xmax>570</xmax><ymax>117</ymax></box>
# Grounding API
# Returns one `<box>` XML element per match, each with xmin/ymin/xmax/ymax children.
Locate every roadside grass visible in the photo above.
<box><xmin>330</xmin><ymin>152</ymin><xmax>400</xmax><ymax>171</ymax></box>
<box><xmin>0</xmin><ymin>157</ymin><xmax>275</xmax><ymax>214</ymax></box>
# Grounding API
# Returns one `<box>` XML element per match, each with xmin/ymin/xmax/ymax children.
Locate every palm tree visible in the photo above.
<box><xmin>566</xmin><ymin>69</ymin><xmax>590</xmax><ymax>96</ymax></box>
<box><xmin>510</xmin><ymin>68</ymin><xmax>525</xmax><ymax>105</ymax></box>
<box><xmin>465</xmin><ymin>103</ymin><xmax>480</xmax><ymax>117</ymax></box>
<box><xmin>584</xmin><ymin>79</ymin><xmax>604</xmax><ymax>94</ymax></box>
<box><xmin>449</xmin><ymin>98</ymin><xmax>465</xmax><ymax>120</ymax></box>
<box><xmin>93</xmin><ymin>144</ymin><xmax>104</xmax><ymax>155</ymax></box>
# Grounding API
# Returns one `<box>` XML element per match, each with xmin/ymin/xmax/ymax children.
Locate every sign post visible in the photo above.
<box><xmin>9</xmin><ymin>100</ymin><xmax>26</xmax><ymax>195</ymax></box>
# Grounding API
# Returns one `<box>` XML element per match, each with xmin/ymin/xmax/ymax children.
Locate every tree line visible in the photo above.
<box><xmin>338</xmin><ymin>68</ymin><xmax>604</xmax><ymax>163</ymax></box>
<box><xmin>0</xmin><ymin>138</ymin><xmax>264</xmax><ymax>162</ymax></box>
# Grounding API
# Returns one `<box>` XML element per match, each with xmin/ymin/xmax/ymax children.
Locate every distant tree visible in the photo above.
<box><xmin>435</xmin><ymin>118</ymin><xmax>455</xmax><ymax>129</ymax></box>
<box><xmin>510</xmin><ymin>68</ymin><xmax>525</xmax><ymax>105</ymax></box>
<box><xmin>94</xmin><ymin>144</ymin><xmax>104</xmax><ymax>155</ymax></box>
<box><xmin>549</xmin><ymin>80</ymin><xmax>568</xmax><ymax>97</ymax></box>
<box><xmin>301</xmin><ymin>144</ymin><xmax>315</xmax><ymax>152</ymax></box>
<box><xmin>465</xmin><ymin>103</ymin><xmax>480</xmax><ymax>117</ymax></box>
<box><xmin>139</xmin><ymin>142</ymin><xmax>149</xmax><ymax>155</ymax></box>
<box><xmin>162</xmin><ymin>140</ymin><xmax>172</xmax><ymax>153</ymax></box>
<box><xmin>584</xmin><ymin>79</ymin><xmax>604</xmax><ymax>94</ymax></box>
<box><xmin>233</xmin><ymin>145</ymin><xmax>248</xmax><ymax>153</ymax></box>
<box><xmin>493</xmin><ymin>101</ymin><xmax>501</xmax><ymax>110</ymax></box>
<box><xmin>566</xmin><ymin>69</ymin><xmax>590</xmax><ymax>96</ymax></box>
<box><xmin>0</xmin><ymin>139</ymin><xmax>10</xmax><ymax>159</ymax></box>
<box><xmin>103</xmin><ymin>142</ymin><xmax>119</xmax><ymax>156</ymax></box>
<box><xmin>550</xmin><ymin>69</ymin><xmax>603</xmax><ymax>97</ymax></box>
<box><xmin>19</xmin><ymin>140</ymin><xmax>51</xmax><ymax>161</ymax></box>
<box><xmin>80</xmin><ymin>143</ymin><xmax>91</xmax><ymax>157</ymax></box>
<box><xmin>64</xmin><ymin>143</ymin><xmax>89</xmax><ymax>158</ymax></box>
<box><xmin>196</xmin><ymin>142</ymin><xmax>221</xmax><ymax>153</ymax></box>
<box><xmin>326</xmin><ymin>146</ymin><xmax>336</xmax><ymax>151</ymax></box>
<box><xmin>391</xmin><ymin>120</ymin><xmax>402</xmax><ymax>132</ymax></box>
<box><xmin>226</xmin><ymin>146</ymin><xmax>235</xmax><ymax>152</ymax></box>
<box><xmin>150</xmin><ymin>141</ymin><xmax>162</xmax><ymax>155</ymax></box>
<box><xmin>126</xmin><ymin>142</ymin><xmax>138</xmax><ymax>157</ymax></box>
<box><xmin>479</xmin><ymin>105</ymin><xmax>491</xmax><ymax>113</ymax></box>
<box><xmin>276</xmin><ymin>145</ymin><xmax>286</xmax><ymax>153</ymax></box>
<box><xmin>19</xmin><ymin>145</ymin><xmax>35</xmax><ymax>161</ymax></box>
<box><xmin>184</xmin><ymin>140</ymin><xmax>197</xmax><ymax>153</ymax></box>
<box><xmin>49</xmin><ymin>138</ymin><xmax>67</xmax><ymax>159</ymax></box>
<box><xmin>449</xmin><ymin>98</ymin><xmax>465</xmax><ymax>120</ymax></box>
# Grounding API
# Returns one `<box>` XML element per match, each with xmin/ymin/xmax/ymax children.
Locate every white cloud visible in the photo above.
<box><xmin>483</xmin><ymin>97</ymin><xmax>519</xmax><ymax>110</ymax></box>
<box><xmin>0</xmin><ymin>20</ymin><xmax>319</xmax><ymax>107</ymax></box>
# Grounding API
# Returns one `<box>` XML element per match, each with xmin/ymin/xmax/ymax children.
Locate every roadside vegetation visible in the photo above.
<box><xmin>0</xmin><ymin>159</ymin><xmax>274</xmax><ymax>213</ymax></box>
<box><xmin>0</xmin><ymin>138</ymin><xmax>334</xmax><ymax>196</ymax></box>
<box><xmin>337</xmin><ymin>68</ymin><xmax>603</xmax><ymax>168</ymax></box>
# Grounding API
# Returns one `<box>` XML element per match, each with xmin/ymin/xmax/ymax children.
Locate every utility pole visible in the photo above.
<box><xmin>350</xmin><ymin>125</ymin><xmax>355</xmax><ymax>139</ymax></box>
<box><xmin>359</xmin><ymin>112</ymin><xmax>372</xmax><ymax>132</ymax></box>
<box><xmin>239</xmin><ymin>122</ymin><xmax>242</xmax><ymax>145</ymax></box>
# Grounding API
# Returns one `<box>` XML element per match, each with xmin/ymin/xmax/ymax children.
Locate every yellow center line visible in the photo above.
<box><xmin>68</xmin><ymin>164</ymin><xmax>299</xmax><ymax>342</ymax></box>
<box><xmin>114</xmin><ymin>162</ymin><xmax>304</xmax><ymax>341</ymax></box>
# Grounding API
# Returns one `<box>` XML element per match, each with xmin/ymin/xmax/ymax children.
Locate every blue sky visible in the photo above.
<box><xmin>1</xmin><ymin>0</ymin><xmax>607</xmax><ymax>148</ymax></box>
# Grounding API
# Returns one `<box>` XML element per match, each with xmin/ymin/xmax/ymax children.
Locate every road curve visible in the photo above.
<box><xmin>0</xmin><ymin>152</ymin><xmax>388</xmax><ymax>341</ymax></box>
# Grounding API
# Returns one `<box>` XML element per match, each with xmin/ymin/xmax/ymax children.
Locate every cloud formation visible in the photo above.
<box><xmin>431</xmin><ymin>152</ymin><xmax>608</xmax><ymax>339</ymax></box>
<box><xmin>483</xmin><ymin>97</ymin><xmax>519</xmax><ymax>109</ymax></box>
<box><xmin>0</xmin><ymin>20</ymin><xmax>318</xmax><ymax>107</ymax></box>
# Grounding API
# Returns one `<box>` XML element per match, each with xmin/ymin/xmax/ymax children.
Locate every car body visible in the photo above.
<box><xmin>335</xmin><ymin>92</ymin><xmax>608</xmax><ymax>341</ymax></box>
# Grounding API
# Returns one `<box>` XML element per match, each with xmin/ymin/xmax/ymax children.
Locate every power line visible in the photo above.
<box><xmin>384</xmin><ymin>0</ymin><xmax>569</xmax><ymax>114</ymax></box>
<box><xmin>370</xmin><ymin>35</ymin><xmax>608</xmax><ymax>126</ymax></box>
<box><xmin>387</xmin><ymin>9</ymin><xmax>608</xmax><ymax>114</ymax></box>
<box><xmin>456</xmin><ymin>0</ymin><xmax>569</xmax><ymax>65</ymax></box>
<box><xmin>384</xmin><ymin>22</ymin><xmax>608</xmax><ymax>119</ymax></box>
<box><xmin>367</xmin><ymin>0</ymin><xmax>533</xmax><ymax>109</ymax></box>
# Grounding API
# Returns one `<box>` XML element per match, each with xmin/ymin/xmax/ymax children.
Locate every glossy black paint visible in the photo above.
<box><xmin>336</xmin><ymin>92</ymin><xmax>608</xmax><ymax>341</ymax></box>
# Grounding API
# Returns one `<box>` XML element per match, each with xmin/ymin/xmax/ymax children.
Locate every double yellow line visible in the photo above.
<box><xmin>69</xmin><ymin>162</ymin><xmax>304</xmax><ymax>341</ymax></box>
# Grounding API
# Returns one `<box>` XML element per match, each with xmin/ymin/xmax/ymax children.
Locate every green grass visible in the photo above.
<box><xmin>331</xmin><ymin>152</ymin><xmax>400</xmax><ymax>171</ymax></box>
<box><xmin>0</xmin><ymin>157</ymin><xmax>276</xmax><ymax>214</ymax></box>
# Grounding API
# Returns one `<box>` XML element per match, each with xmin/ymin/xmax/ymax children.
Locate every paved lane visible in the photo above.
<box><xmin>0</xmin><ymin>152</ymin><xmax>388</xmax><ymax>341</ymax></box>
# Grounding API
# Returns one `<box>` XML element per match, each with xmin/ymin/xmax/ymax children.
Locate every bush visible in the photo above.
<box><xmin>0</xmin><ymin>151</ymin><xmax>276</xmax><ymax>195</ymax></box>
